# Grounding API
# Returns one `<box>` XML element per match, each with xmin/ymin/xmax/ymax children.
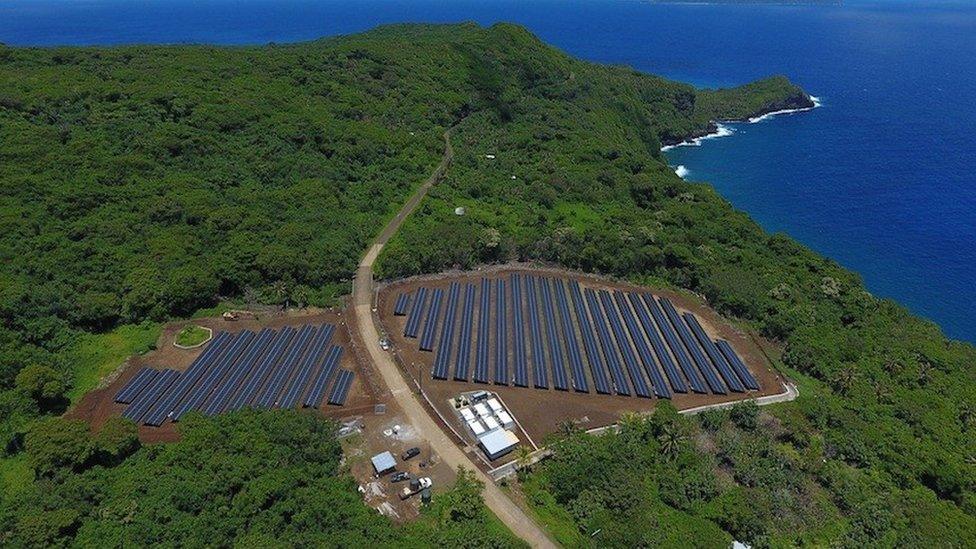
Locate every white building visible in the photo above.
<box><xmin>478</xmin><ymin>429</ymin><xmax>519</xmax><ymax>461</ymax></box>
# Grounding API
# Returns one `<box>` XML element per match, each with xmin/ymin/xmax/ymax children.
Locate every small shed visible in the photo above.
<box><xmin>478</xmin><ymin>429</ymin><xmax>520</xmax><ymax>461</ymax></box>
<box><xmin>370</xmin><ymin>451</ymin><xmax>397</xmax><ymax>475</ymax></box>
<box><xmin>467</xmin><ymin>419</ymin><xmax>486</xmax><ymax>436</ymax></box>
<box><xmin>459</xmin><ymin>407</ymin><xmax>476</xmax><ymax>422</ymax></box>
<box><xmin>483</xmin><ymin>416</ymin><xmax>500</xmax><ymax>432</ymax></box>
<box><xmin>473</xmin><ymin>403</ymin><xmax>491</xmax><ymax>418</ymax></box>
<box><xmin>486</xmin><ymin>398</ymin><xmax>503</xmax><ymax>413</ymax></box>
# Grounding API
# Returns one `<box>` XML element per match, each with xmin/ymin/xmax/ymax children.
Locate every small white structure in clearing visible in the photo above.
<box><xmin>473</xmin><ymin>403</ymin><xmax>491</xmax><ymax>418</ymax></box>
<box><xmin>485</xmin><ymin>154</ymin><xmax>496</xmax><ymax>159</ymax></box>
<box><xmin>496</xmin><ymin>410</ymin><xmax>515</xmax><ymax>430</ymax></box>
<box><xmin>478</xmin><ymin>429</ymin><xmax>519</xmax><ymax>461</ymax></box>
<box><xmin>483</xmin><ymin>416</ymin><xmax>500</xmax><ymax>432</ymax></box>
<box><xmin>486</xmin><ymin>398</ymin><xmax>503</xmax><ymax>413</ymax></box>
<box><xmin>459</xmin><ymin>407</ymin><xmax>476</xmax><ymax>422</ymax></box>
<box><xmin>454</xmin><ymin>206</ymin><xmax>466</xmax><ymax>216</ymax></box>
<box><xmin>467</xmin><ymin>419</ymin><xmax>486</xmax><ymax>436</ymax></box>
<box><xmin>370</xmin><ymin>451</ymin><xmax>397</xmax><ymax>475</ymax></box>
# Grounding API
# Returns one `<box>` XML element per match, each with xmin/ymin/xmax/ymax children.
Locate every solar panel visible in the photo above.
<box><xmin>569</xmin><ymin>281</ymin><xmax>612</xmax><ymax>395</ymax></box>
<box><xmin>393</xmin><ymin>293</ymin><xmax>411</xmax><ymax>316</ymax></box>
<box><xmin>304</xmin><ymin>346</ymin><xmax>343</xmax><ymax>408</ymax></box>
<box><xmin>526</xmin><ymin>276</ymin><xmax>548</xmax><ymax>389</ymax></box>
<box><xmin>254</xmin><ymin>324</ymin><xmax>317</xmax><ymax>409</ymax></box>
<box><xmin>172</xmin><ymin>330</ymin><xmax>257</xmax><ymax>421</ymax></box>
<box><xmin>493</xmin><ymin>278</ymin><xmax>508</xmax><ymax>385</ymax></box>
<box><xmin>554</xmin><ymin>280</ymin><xmax>588</xmax><ymax>393</ymax></box>
<box><xmin>510</xmin><ymin>274</ymin><xmax>529</xmax><ymax>387</ymax></box>
<box><xmin>716</xmin><ymin>340</ymin><xmax>760</xmax><ymax>390</ymax></box>
<box><xmin>278</xmin><ymin>325</ymin><xmax>337</xmax><ymax>409</ymax></box>
<box><xmin>473</xmin><ymin>278</ymin><xmax>491</xmax><ymax>383</ymax></box>
<box><xmin>643</xmin><ymin>295</ymin><xmax>711</xmax><ymax>394</ymax></box>
<box><xmin>327</xmin><ymin>369</ymin><xmax>354</xmax><ymax>406</ymax></box>
<box><xmin>403</xmin><ymin>287</ymin><xmax>428</xmax><ymax>338</ymax></box>
<box><xmin>614</xmin><ymin>291</ymin><xmax>673</xmax><ymax>398</ymax></box>
<box><xmin>682</xmin><ymin>313</ymin><xmax>746</xmax><ymax>393</ymax></box>
<box><xmin>114</xmin><ymin>367</ymin><xmax>159</xmax><ymax>404</ymax></box>
<box><xmin>200</xmin><ymin>328</ymin><xmax>277</xmax><ymax>416</ymax></box>
<box><xmin>226</xmin><ymin>327</ymin><xmax>297</xmax><ymax>411</ymax></box>
<box><xmin>599</xmin><ymin>290</ymin><xmax>652</xmax><ymax>398</ymax></box>
<box><xmin>584</xmin><ymin>288</ymin><xmax>630</xmax><ymax>396</ymax></box>
<box><xmin>657</xmin><ymin>298</ymin><xmax>727</xmax><ymax>395</ymax></box>
<box><xmin>122</xmin><ymin>369</ymin><xmax>180</xmax><ymax>424</ymax></box>
<box><xmin>540</xmin><ymin>277</ymin><xmax>569</xmax><ymax>391</ymax></box>
<box><xmin>418</xmin><ymin>287</ymin><xmax>444</xmax><ymax>352</ymax></box>
<box><xmin>629</xmin><ymin>293</ymin><xmax>704</xmax><ymax>393</ymax></box>
<box><xmin>432</xmin><ymin>283</ymin><xmax>461</xmax><ymax>380</ymax></box>
<box><xmin>453</xmin><ymin>283</ymin><xmax>476</xmax><ymax>381</ymax></box>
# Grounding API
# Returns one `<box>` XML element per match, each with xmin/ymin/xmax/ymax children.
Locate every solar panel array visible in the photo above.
<box><xmin>114</xmin><ymin>323</ymin><xmax>353</xmax><ymax>426</ymax></box>
<box><xmin>395</xmin><ymin>274</ymin><xmax>761</xmax><ymax>399</ymax></box>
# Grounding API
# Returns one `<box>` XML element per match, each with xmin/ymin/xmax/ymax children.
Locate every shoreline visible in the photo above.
<box><xmin>661</xmin><ymin>94</ymin><xmax>821</xmax><ymax>152</ymax></box>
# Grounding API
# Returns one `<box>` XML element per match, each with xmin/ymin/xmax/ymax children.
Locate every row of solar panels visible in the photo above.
<box><xmin>115</xmin><ymin>324</ymin><xmax>354</xmax><ymax>426</ymax></box>
<box><xmin>394</xmin><ymin>274</ymin><xmax>760</xmax><ymax>398</ymax></box>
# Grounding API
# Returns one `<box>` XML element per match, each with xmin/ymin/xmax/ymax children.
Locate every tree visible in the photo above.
<box><xmin>657</xmin><ymin>424</ymin><xmax>687</xmax><ymax>461</ymax></box>
<box><xmin>24</xmin><ymin>417</ymin><xmax>93</xmax><ymax>478</ymax></box>
<box><xmin>14</xmin><ymin>364</ymin><xmax>67</xmax><ymax>409</ymax></box>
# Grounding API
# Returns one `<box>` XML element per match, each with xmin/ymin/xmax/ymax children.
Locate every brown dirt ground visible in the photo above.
<box><xmin>66</xmin><ymin>307</ymin><xmax>378</xmax><ymax>443</ymax></box>
<box><xmin>376</xmin><ymin>264</ymin><xmax>788</xmax><ymax>444</ymax></box>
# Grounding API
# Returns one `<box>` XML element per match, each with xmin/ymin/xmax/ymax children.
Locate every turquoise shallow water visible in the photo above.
<box><xmin>2</xmin><ymin>0</ymin><xmax>973</xmax><ymax>342</ymax></box>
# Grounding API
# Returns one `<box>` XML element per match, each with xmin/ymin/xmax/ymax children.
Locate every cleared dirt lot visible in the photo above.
<box><xmin>67</xmin><ymin>308</ymin><xmax>376</xmax><ymax>443</ymax></box>
<box><xmin>377</xmin><ymin>264</ymin><xmax>787</xmax><ymax>444</ymax></box>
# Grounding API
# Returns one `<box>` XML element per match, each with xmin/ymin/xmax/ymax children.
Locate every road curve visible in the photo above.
<box><xmin>350</xmin><ymin>128</ymin><xmax>559</xmax><ymax>549</ymax></box>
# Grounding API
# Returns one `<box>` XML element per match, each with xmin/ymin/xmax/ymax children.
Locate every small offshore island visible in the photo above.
<box><xmin>0</xmin><ymin>23</ymin><xmax>972</xmax><ymax>548</ymax></box>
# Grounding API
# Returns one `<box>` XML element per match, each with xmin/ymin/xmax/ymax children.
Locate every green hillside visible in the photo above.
<box><xmin>0</xmin><ymin>23</ymin><xmax>972</xmax><ymax>546</ymax></box>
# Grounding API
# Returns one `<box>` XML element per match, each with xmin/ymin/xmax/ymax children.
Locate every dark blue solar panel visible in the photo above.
<box><xmin>122</xmin><ymin>369</ymin><xmax>180</xmax><ymax>424</ymax></box>
<box><xmin>254</xmin><ymin>325</ymin><xmax>316</xmax><ymax>408</ymax></box>
<box><xmin>643</xmin><ymin>295</ymin><xmax>711</xmax><ymax>394</ymax></box>
<box><xmin>432</xmin><ymin>283</ymin><xmax>460</xmax><ymax>380</ymax></box>
<box><xmin>473</xmin><ymin>278</ymin><xmax>491</xmax><ymax>383</ymax></box>
<box><xmin>201</xmin><ymin>327</ymin><xmax>277</xmax><ymax>416</ymax></box>
<box><xmin>453</xmin><ymin>283</ymin><xmax>476</xmax><ymax>381</ymax></box>
<box><xmin>418</xmin><ymin>288</ymin><xmax>444</xmax><ymax>352</ymax></box>
<box><xmin>629</xmin><ymin>293</ymin><xmax>704</xmax><ymax>393</ymax></box>
<box><xmin>614</xmin><ymin>291</ymin><xmax>673</xmax><ymax>398</ymax></box>
<box><xmin>304</xmin><ymin>346</ymin><xmax>342</xmax><ymax>408</ymax></box>
<box><xmin>226</xmin><ymin>327</ymin><xmax>297</xmax><ymax>411</ymax></box>
<box><xmin>584</xmin><ymin>288</ymin><xmax>630</xmax><ymax>396</ymax></box>
<box><xmin>717</xmin><ymin>340</ymin><xmax>760</xmax><ymax>390</ymax></box>
<box><xmin>493</xmin><ymin>278</ymin><xmax>508</xmax><ymax>385</ymax></box>
<box><xmin>599</xmin><ymin>290</ymin><xmax>652</xmax><ymax>398</ymax></box>
<box><xmin>327</xmin><ymin>369</ymin><xmax>354</xmax><ymax>406</ymax></box>
<box><xmin>540</xmin><ymin>278</ymin><xmax>569</xmax><ymax>391</ymax></box>
<box><xmin>393</xmin><ymin>293</ymin><xmax>411</xmax><ymax>316</ymax></box>
<box><xmin>657</xmin><ymin>298</ymin><xmax>727</xmax><ymax>395</ymax></box>
<box><xmin>554</xmin><ymin>280</ymin><xmax>588</xmax><ymax>393</ymax></box>
<box><xmin>510</xmin><ymin>274</ymin><xmax>529</xmax><ymax>387</ymax></box>
<box><xmin>526</xmin><ymin>276</ymin><xmax>548</xmax><ymax>389</ymax></box>
<box><xmin>114</xmin><ymin>367</ymin><xmax>158</xmax><ymax>404</ymax></box>
<box><xmin>172</xmin><ymin>330</ymin><xmax>257</xmax><ymax>420</ymax></box>
<box><xmin>682</xmin><ymin>313</ymin><xmax>746</xmax><ymax>393</ymax></box>
<box><xmin>403</xmin><ymin>287</ymin><xmax>428</xmax><ymax>338</ymax></box>
<box><xmin>279</xmin><ymin>325</ymin><xmax>336</xmax><ymax>409</ymax></box>
<box><xmin>569</xmin><ymin>281</ymin><xmax>611</xmax><ymax>395</ymax></box>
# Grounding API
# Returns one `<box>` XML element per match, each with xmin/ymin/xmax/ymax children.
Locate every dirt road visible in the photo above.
<box><xmin>350</xmin><ymin>128</ymin><xmax>558</xmax><ymax>548</ymax></box>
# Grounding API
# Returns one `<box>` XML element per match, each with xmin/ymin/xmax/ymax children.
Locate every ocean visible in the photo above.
<box><xmin>2</xmin><ymin>0</ymin><xmax>973</xmax><ymax>342</ymax></box>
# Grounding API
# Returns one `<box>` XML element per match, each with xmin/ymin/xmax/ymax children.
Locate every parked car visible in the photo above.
<box><xmin>401</xmin><ymin>447</ymin><xmax>421</xmax><ymax>461</ymax></box>
<box><xmin>390</xmin><ymin>472</ymin><xmax>410</xmax><ymax>483</ymax></box>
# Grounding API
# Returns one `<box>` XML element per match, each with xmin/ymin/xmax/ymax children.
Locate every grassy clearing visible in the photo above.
<box><xmin>66</xmin><ymin>321</ymin><xmax>162</xmax><ymax>403</ymax></box>
<box><xmin>175</xmin><ymin>324</ymin><xmax>210</xmax><ymax>347</ymax></box>
<box><xmin>518</xmin><ymin>475</ymin><xmax>589</xmax><ymax>548</ymax></box>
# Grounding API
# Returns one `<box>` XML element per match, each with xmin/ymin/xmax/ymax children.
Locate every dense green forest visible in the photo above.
<box><xmin>0</xmin><ymin>411</ymin><xmax>523</xmax><ymax>547</ymax></box>
<box><xmin>0</xmin><ymin>22</ymin><xmax>972</xmax><ymax>546</ymax></box>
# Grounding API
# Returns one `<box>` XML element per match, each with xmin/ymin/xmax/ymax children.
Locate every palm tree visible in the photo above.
<box><xmin>558</xmin><ymin>420</ymin><xmax>580</xmax><ymax>438</ymax></box>
<box><xmin>657</xmin><ymin>424</ymin><xmax>686</xmax><ymax>461</ymax></box>
<box><xmin>271</xmin><ymin>280</ymin><xmax>289</xmax><ymax>310</ymax></box>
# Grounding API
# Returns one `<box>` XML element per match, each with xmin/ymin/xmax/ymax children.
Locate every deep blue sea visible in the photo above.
<box><xmin>2</xmin><ymin>0</ymin><xmax>974</xmax><ymax>342</ymax></box>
